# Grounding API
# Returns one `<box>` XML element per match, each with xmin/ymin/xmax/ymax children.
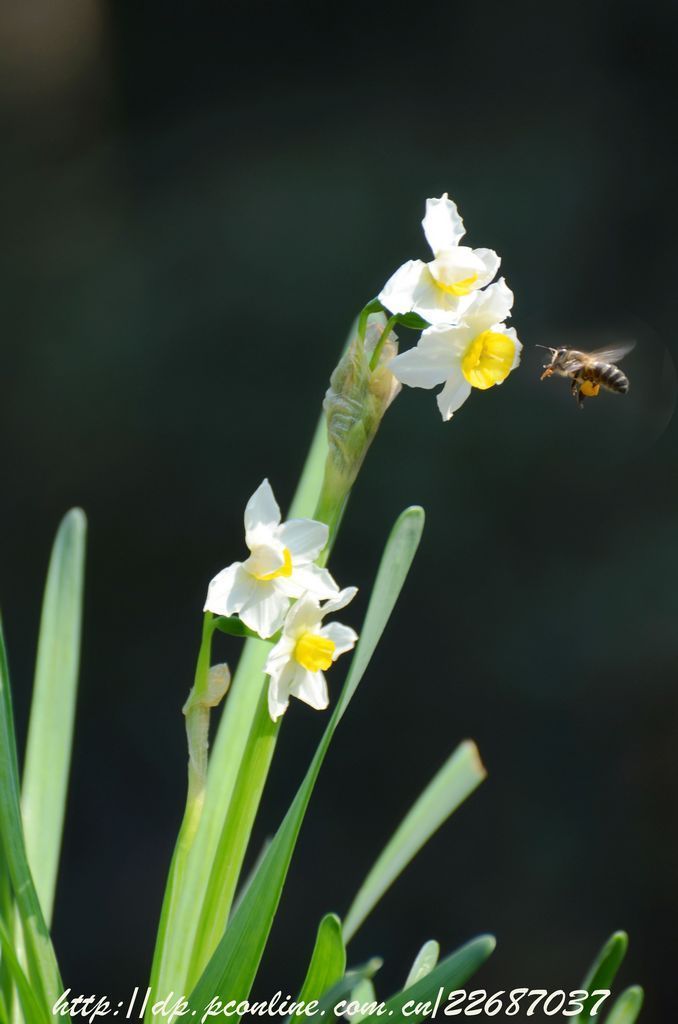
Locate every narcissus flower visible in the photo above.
<box><xmin>389</xmin><ymin>279</ymin><xmax>522</xmax><ymax>420</ymax></box>
<box><xmin>378</xmin><ymin>194</ymin><xmax>500</xmax><ymax>326</ymax></box>
<box><xmin>265</xmin><ymin>588</ymin><xmax>358</xmax><ymax>721</ymax></box>
<box><xmin>204</xmin><ymin>479</ymin><xmax>338</xmax><ymax>639</ymax></box>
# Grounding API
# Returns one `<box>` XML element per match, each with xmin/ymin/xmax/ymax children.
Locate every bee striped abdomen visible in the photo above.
<box><xmin>594</xmin><ymin>361</ymin><xmax>630</xmax><ymax>394</ymax></box>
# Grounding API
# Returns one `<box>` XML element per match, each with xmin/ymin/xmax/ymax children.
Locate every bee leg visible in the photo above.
<box><xmin>571</xmin><ymin>379</ymin><xmax>584</xmax><ymax>407</ymax></box>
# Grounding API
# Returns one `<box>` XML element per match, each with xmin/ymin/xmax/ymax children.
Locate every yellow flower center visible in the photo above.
<box><xmin>435</xmin><ymin>272</ymin><xmax>479</xmax><ymax>297</ymax></box>
<box><xmin>295</xmin><ymin>633</ymin><xmax>336</xmax><ymax>672</ymax></box>
<box><xmin>253</xmin><ymin>547</ymin><xmax>293</xmax><ymax>581</ymax></box>
<box><xmin>461</xmin><ymin>330</ymin><xmax>516</xmax><ymax>390</ymax></box>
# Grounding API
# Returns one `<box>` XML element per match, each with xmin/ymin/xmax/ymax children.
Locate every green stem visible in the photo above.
<box><xmin>146</xmin><ymin>614</ymin><xmax>218</xmax><ymax>1002</ymax></box>
<box><xmin>357</xmin><ymin>298</ymin><xmax>383</xmax><ymax>344</ymax></box>
<box><xmin>369</xmin><ymin>314</ymin><xmax>399</xmax><ymax>372</ymax></box>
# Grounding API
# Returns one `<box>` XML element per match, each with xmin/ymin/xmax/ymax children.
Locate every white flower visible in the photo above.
<box><xmin>204</xmin><ymin>479</ymin><xmax>339</xmax><ymax>639</ymax></box>
<box><xmin>378</xmin><ymin>194</ymin><xmax>500</xmax><ymax>326</ymax></box>
<box><xmin>388</xmin><ymin>278</ymin><xmax>522</xmax><ymax>421</ymax></box>
<box><xmin>265</xmin><ymin>588</ymin><xmax>358</xmax><ymax>721</ymax></box>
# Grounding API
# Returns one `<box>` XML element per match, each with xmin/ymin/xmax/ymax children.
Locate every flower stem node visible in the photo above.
<box><xmin>203</xmin><ymin>480</ymin><xmax>339</xmax><ymax>638</ymax></box>
<box><xmin>318</xmin><ymin>315</ymin><xmax>401</xmax><ymax>537</ymax></box>
<box><xmin>265</xmin><ymin>587</ymin><xmax>359</xmax><ymax>721</ymax></box>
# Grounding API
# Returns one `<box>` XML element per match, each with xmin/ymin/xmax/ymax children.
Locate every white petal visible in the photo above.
<box><xmin>244</xmin><ymin>479</ymin><xmax>281</xmax><ymax>537</ymax></box>
<box><xmin>428</xmin><ymin>246</ymin><xmax>487</xmax><ymax>285</ymax></box>
<box><xmin>320</xmin><ymin>586</ymin><xmax>358</xmax><ymax>618</ymax></box>
<box><xmin>422</xmin><ymin>194</ymin><xmax>465</xmax><ymax>254</ymax></box>
<box><xmin>436</xmin><ymin>370</ymin><xmax>472</xmax><ymax>421</ymax></box>
<box><xmin>278</xmin><ymin>564</ymin><xmax>339</xmax><ymax>600</ymax></box>
<box><xmin>242</xmin><ymin>539</ymin><xmax>286</xmax><ymax>578</ymax></box>
<box><xmin>267</xmin><ymin>660</ymin><xmax>297</xmax><ymax>721</ymax></box>
<box><xmin>290</xmin><ymin>668</ymin><xmax>329</xmax><ymax>711</ymax></box>
<box><xmin>410</xmin><ymin>268</ymin><xmax>470</xmax><ymax>326</ymax></box>
<box><xmin>320</xmin><ymin>621</ymin><xmax>358</xmax><ymax>658</ymax></box>
<box><xmin>282</xmin><ymin>592</ymin><xmax>323</xmax><ymax>637</ymax></box>
<box><xmin>390</xmin><ymin>324</ymin><xmax>472</xmax><ymax>389</ymax></box>
<box><xmin>204</xmin><ymin>563</ymin><xmax>256</xmax><ymax>616</ymax></box>
<box><xmin>465</xmin><ymin>278</ymin><xmax>514</xmax><ymax>333</ymax></box>
<box><xmin>238</xmin><ymin>583</ymin><xmax>289</xmax><ymax>638</ymax></box>
<box><xmin>500</xmin><ymin>326</ymin><xmax>523</xmax><ymax>371</ymax></box>
<box><xmin>378</xmin><ymin>260</ymin><xmax>427</xmax><ymax>315</ymax></box>
<box><xmin>473</xmin><ymin>248</ymin><xmax>501</xmax><ymax>287</ymax></box>
<box><xmin>277</xmin><ymin>518</ymin><xmax>328</xmax><ymax>561</ymax></box>
<box><xmin>390</xmin><ymin>337</ymin><xmax>451</xmax><ymax>389</ymax></box>
<box><xmin>265</xmin><ymin>635</ymin><xmax>296</xmax><ymax>676</ymax></box>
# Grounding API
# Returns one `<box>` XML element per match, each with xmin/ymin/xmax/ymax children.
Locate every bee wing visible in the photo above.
<box><xmin>584</xmin><ymin>341</ymin><xmax>636</xmax><ymax>364</ymax></box>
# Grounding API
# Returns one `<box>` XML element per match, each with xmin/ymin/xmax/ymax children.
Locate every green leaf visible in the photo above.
<box><xmin>395</xmin><ymin>312</ymin><xmax>430</xmax><ymax>331</ymax></box>
<box><xmin>575</xmin><ymin>932</ymin><xmax>628</xmax><ymax>1023</ymax></box>
<box><xmin>213</xmin><ymin>616</ymin><xmax>262</xmax><ymax>640</ymax></box>
<box><xmin>343</xmin><ymin>740</ymin><xmax>486</xmax><ymax>942</ymax></box>
<box><xmin>0</xmin><ymin>620</ymin><xmax>65</xmax><ymax>1014</ymax></box>
<box><xmin>344</xmin><ymin>979</ymin><xmax>376</xmax><ymax>1022</ymax></box>
<box><xmin>148</xmin><ymin>413</ymin><xmax>330</xmax><ymax>1005</ymax></box>
<box><xmin>297</xmin><ymin>914</ymin><xmax>346</xmax><ymax>1004</ymax></box>
<box><xmin>0</xmin><ymin>834</ymin><xmax>14</xmax><ymax>1018</ymax></box>
<box><xmin>187</xmin><ymin>506</ymin><xmax>425</xmax><ymax>1014</ymax></box>
<box><xmin>605</xmin><ymin>985</ymin><xmax>644</xmax><ymax>1024</ymax></box>
<box><xmin>404</xmin><ymin>940</ymin><xmax>440</xmax><ymax>988</ymax></box>
<box><xmin>21</xmin><ymin>509</ymin><xmax>86</xmax><ymax>926</ymax></box>
<box><xmin>313</xmin><ymin>958</ymin><xmax>382</xmax><ymax>1016</ymax></box>
<box><xmin>363</xmin><ymin>936</ymin><xmax>496</xmax><ymax>1024</ymax></box>
<box><xmin>0</xmin><ymin>916</ymin><xmax>49</xmax><ymax>1024</ymax></box>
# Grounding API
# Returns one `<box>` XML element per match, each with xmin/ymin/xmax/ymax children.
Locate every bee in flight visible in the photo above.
<box><xmin>538</xmin><ymin>342</ymin><xmax>634</xmax><ymax>407</ymax></box>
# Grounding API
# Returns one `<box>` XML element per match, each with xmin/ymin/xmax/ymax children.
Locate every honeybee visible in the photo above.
<box><xmin>538</xmin><ymin>342</ymin><xmax>635</xmax><ymax>407</ymax></box>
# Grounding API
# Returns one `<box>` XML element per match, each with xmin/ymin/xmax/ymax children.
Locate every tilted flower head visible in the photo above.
<box><xmin>264</xmin><ymin>587</ymin><xmax>358</xmax><ymax>721</ymax></box>
<box><xmin>378</xmin><ymin>194</ymin><xmax>501</xmax><ymax>326</ymax></box>
<box><xmin>204</xmin><ymin>479</ymin><xmax>339</xmax><ymax>638</ymax></box>
<box><xmin>388</xmin><ymin>278</ymin><xmax>522</xmax><ymax>421</ymax></box>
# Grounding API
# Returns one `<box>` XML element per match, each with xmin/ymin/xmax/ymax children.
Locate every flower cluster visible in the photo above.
<box><xmin>380</xmin><ymin>194</ymin><xmax>522</xmax><ymax>420</ymax></box>
<box><xmin>204</xmin><ymin>479</ymin><xmax>357</xmax><ymax>721</ymax></box>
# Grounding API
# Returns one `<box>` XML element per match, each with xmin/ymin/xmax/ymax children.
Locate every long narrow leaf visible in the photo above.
<box><xmin>0</xmin><ymin>834</ymin><xmax>14</xmax><ymax>1021</ymax></box>
<box><xmin>605</xmin><ymin>986</ymin><xmax>644</xmax><ymax>1024</ymax></box>
<box><xmin>575</xmin><ymin>932</ymin><xmax>628</xmax><ymax>1023</ymax></box>
<box><xmin>343</xmin><ymin>741</ymin><xmax>486</xmax><ymax>942</ymax></box>
<box><xmin>21</xmin><ymin>509</ymin><xmax>86</xmax><ymax>925</ymax></box>
<box><xmin>313</xmin><ymin>958</ymin><xmax>383</xmax><ymax>1016</ymax></box>
<box><xmin>187</xmin><ymin>506</ymin><xmax>425</xmax><ymax>1013</ymax></box>
<box><xmin>404</xmin><ymin>940</ymin><xmax>440</xmax><ymax>988</ymax></box>
<box><xmin>298</xmin><ymin>914</ymin><xmax>346</xmax><ymax>1004</ymax></box>
<box><xmin>362</xmin><ymin>935</ymin><xmax>496</xmax><ymax>1024</ymax></box>
<box><xmin>0</xmin><ymin>622</ymin><xmax>65</xmax><ymax>1015</ymax></box>
<box><xmin>0</xmin><ymin>917</ymin><xmax>49</xmax><ymax>1024</ymax></box>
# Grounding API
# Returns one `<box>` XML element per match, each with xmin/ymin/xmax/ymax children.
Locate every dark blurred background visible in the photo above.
<box><xmin>2</xmin><ymin>0</ymin><xmax>678</xmax><ymax>1017</ymax></box>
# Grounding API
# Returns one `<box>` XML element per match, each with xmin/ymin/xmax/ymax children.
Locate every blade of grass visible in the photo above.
<box><xmin>298</xmin><ymin>914</ymin><xmax>346</xmax><ymax>1004</ymax></box>
<box><xmin>0</xmin><ymin>620</ymin><xmax>65</xmax><ymax>1015</ymax></box>
<box><xmin>0</xmin><ymin>918</ymin><xmax>49</xmax><ymax>1024</ymax></box>
<box><xmin>0</xmin><ymin>836</ymin><xmax>14</xmax><ymax>1021</ymax></box>
<box><xmin>605</xmin><ymin>986</ymin><xmax>644</xmax><ymax>1024</ymax></box>
<box><xmin>313</xmin><ymin>958</ymin><xmax>383</xmax><ymax>1016</ymax></box>
<box><xmin>404</xmin><ymin>940</ymin><xmax>440</xmax><ymax>988</ymax></box>
<box><xmin>149</xmin><ymin>413</ymin><xmax>329</xmax><ymax>1004</ymax></box>
<box><xmin>21</xmin><ymin>509</ymin><xmax>86</xmax><ymax>925</ymax></box>
<box><xmin>343</xmin><ymin>741</ymin><xmax>486</xmax><ymax>943</ymax></box>
<box><xmin>575</xmin><ymin>932</ymin><xmax>628</xmax><ymax>1023</ymax></box>
<box><xmin>362</xmin><ymin>935</ymin><xmax>496</xmax><ymax>1024</ymax></box>
<box><xmin>186</xmin><ymin>506</ymin><xmax>425</xmax><ymax>1013</ymax></box>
